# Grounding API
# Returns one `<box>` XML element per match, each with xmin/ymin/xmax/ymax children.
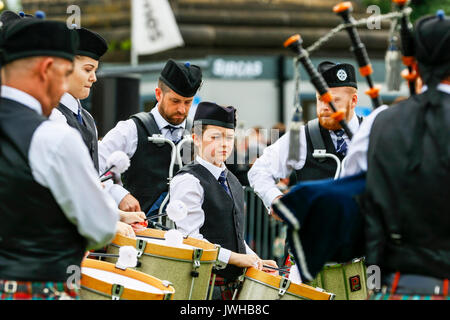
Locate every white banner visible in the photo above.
<box><xmin>131</xmin><ymin>0</ymin><xmax>184</xmax><ymax>58</ymax></box>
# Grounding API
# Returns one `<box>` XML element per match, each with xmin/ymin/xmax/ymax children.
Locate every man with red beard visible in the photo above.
<box><xmin>248</xmin><ymin>61</ymin><xmax>362</xmax><ymax>220</ymax></box>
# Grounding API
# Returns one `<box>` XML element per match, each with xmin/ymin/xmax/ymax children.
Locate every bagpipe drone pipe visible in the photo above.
<box><xmin>276</xmin><ymin>1</ymin><xmax>418</xmax><ymax>282</ymax></box>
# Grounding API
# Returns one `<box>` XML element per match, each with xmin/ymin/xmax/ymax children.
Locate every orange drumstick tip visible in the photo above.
<box><xmin>333</xmin><ymin>1</ymin><xmax>353</xmax><ymax>13</ymax></box>
<box><xmin>284</xmin><ymin>34</ymin><xmax>301</xmax><ymax>48</ymax></box>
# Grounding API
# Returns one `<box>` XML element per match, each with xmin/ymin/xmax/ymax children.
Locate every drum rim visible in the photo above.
<box><xmin>112</xmin><ymin>229</ymin><xmax>218</xmax><ymax>261</ymax></box>
<box><xmin>322</xmin><ymin>257</ymin><xmax>365</xmax><ymax>270</ymax></box>
<box><xmin>137</xmin><ymin>228</ymin><xmax>217</xmax><ymax>250</ymax></box>
<box><xmin>244</xmin><ymin>267</ymin><xmax>333</xmax><ymax>300</ymax></box>
<box><xmin>81</xmin><ymin>259</ymin><xmax>175</xmax><ymax>300</ymax></box>
<box><xmin>108</xmin><ymin>243</ymin><xmax>217</xmax><ymax>264</ymax></box>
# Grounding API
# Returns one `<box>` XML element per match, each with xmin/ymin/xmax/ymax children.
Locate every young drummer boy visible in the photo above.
<box><xmin>169</xmin><ymin>101</ymin><xmax>278</xmax><ymax>300</ymax></box>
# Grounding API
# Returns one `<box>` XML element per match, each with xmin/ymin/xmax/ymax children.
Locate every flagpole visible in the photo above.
<box><xmin>131</xmin><ymin>0</ymin><xmax>139</xmax><ymax>66</ymax></box>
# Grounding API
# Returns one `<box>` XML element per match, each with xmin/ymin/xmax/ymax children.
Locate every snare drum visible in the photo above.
<box><xmin>237</xmin><ymin>267</ymin><xmax>334</xmax><ymax>300</ymax></box>
<box><xmin>308</xmin><ymin>257</ymin><xmax>368</xmax><ymax>300</ymax></box>
<box><xmin>106</xmin><ymin>228</ymin><xmax>218</xmax><ymax>300</ymax></box>
<box><xmin>80</xmin><ymin>259</ymin><xmax>175</xmax><ymax>300</ymax></box>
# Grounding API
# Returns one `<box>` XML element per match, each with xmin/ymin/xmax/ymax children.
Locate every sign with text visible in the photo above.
<box><xmin>131</xmin><ymin>0</ymin><xmax>184</xmax><ymax>56</ymax></box>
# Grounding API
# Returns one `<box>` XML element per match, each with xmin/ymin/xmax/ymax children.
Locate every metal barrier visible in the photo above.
<box><xmin>243</xmin><ymin>186</ymin><xmax>287</xmax><ymax>266</ymax></box>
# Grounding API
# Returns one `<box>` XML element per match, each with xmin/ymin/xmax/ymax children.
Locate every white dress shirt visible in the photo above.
<box><xmin>340</xmin><ymin>106</ymin><xmax>388</xmax><ymax>177</ymax></box>
<box><xmin>49</xmin><ymin>93</ymin><xmax>77</xmax><ymax>123</ymax></box>
<box><xmin>248</xmin><ymin>114</ymin><xmax>361</xmax><ymax>209</ymax></box>
<box><xmin>169</xmin><ymin>155</ymin><xmax>256</xmax><ymax>265</ymax></box>
<box><xmin>98</xmin><ymin>106</ymin><xmax>187</xmax><ymax>205</ymax></box>
<box><xmin>2</xmin><ymin>85</ymin><xmax>119</xmax><ymax>250</ymax></box>
<box><xmin>49</xmin><ymin>93</ymin><xmax>121</xmax><ymax>203</ymax></box>
<box><xmin>341</xmin><ymin>83</ymin><xmax>450</xmax><ymax>178</ymax></box>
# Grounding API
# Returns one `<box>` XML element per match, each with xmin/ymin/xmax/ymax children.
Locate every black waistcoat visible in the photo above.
<box><xmin>0</xmin><ymin>98</ymin><xmax>87</xmax><ymax>281</ymax></box>
<box><xmin>121</xmin><ymin>113</ymin><xmax>178</xmax><ymax>213</ymax></box>
<box><xmin>295</xmin><ymin>118</ymin><xmax>362</xmax><ymax>182</ymax></box>
<box><xmin>363</xmin><ymin>93</ymin><xmax>450</xmax><ymax>279</ymax></box>
<box><xmin>295</xmin><ymin>123</ymin><xmax>345</xmax><ymax>182</ymax></box>
<box><xmin>57</xmin><ymin>103</ymin><xmax>99</xmax><ymax>171</ymax></box>
<box><xmin>176</xmin><ymin>162</ymin><xmax>247</xmax><ymax>281</ymax></box>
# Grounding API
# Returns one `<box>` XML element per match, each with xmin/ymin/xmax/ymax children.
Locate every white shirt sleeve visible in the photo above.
<box><xmin>98</xmin><ymin>119</ymin><xmax>138</xmax><ymax>205</ymax></box>
<box><xmin>248</xmin><ymin>128</ymin><xmax>307</xmax><ymax>209</ymax></box>
<box><xmin>29</xmin><ymin>121</ymin><xmax>119</xmax><ymax>250</ymax></box>
<box><xmin>48</xmin><ymin>108</ymin><xmax>68</xmax><ymax>124</ymax></box>
<box><xmin>169</xmin><ymin>173</ymin><xmax>234</xmax><ymax>265</ymax></box>
<box><xmin>340</xmin><ymin>105</ymin><xmax>389</xmax><ymax>177</ymax></box>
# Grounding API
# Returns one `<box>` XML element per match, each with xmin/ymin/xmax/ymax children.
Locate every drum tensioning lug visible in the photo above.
<box><xmin>192</xmin><ymin>248</ymin><xmax>203</xmax><ymax>274</ymax></box>
<box><xmin>162</xmin><ymin>280</ymin><xmax>173</xmax><ymax>288</ymax></box>
<box><xmin>111</xmin><ymin>284</ymin><xmax>124</xmax><ymax>300</ymax></box>
<box><xmin>278</xmin><ymin>277</ymin><xmax>291</xmax><ymax>298</ymax></box>
<box><xmin>163</xmin><ymin>292</ymin><xmax>173</xmax><ymax>300</ymax></box>
<box><xmin>136</xmin><ymin>239</ymin><xmax>147</xmax><ymax>259</ymax></box>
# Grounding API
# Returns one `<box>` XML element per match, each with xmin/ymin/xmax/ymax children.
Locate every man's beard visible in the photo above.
<box><xmin>159</xmin><ymin>104</ymin><xmax>187</xmax><ymax>125</ymax></box>
<box><xmin>317</xmin><ymin>103</ymin><xmax>351</xmax><ymax>131</ymax></box>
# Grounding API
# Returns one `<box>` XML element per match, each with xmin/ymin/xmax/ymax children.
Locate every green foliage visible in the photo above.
<box><xmin>409</xmin><ymin>0</ymin><xmax>450</xmax><ymax>22</ymax></box>
<box><xmin>108</xmin><ymin>39</ymin><xmax>132</xmax><ymax>52</ymax></box>
<box><xmin>361</xmin><ymin>0</ymin><xmax>392</xmax><ymax>14</ymax></box>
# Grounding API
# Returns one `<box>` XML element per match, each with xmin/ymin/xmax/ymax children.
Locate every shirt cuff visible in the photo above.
<box><xmin>245</xmin><ymin>242</ymin><xmax>256</xmax><ymax>255</ymax></box>
<box><xmin>108</xmin><ymin>185</ymin><xmax>130</xmax><ymax>206</ymax></box>
<box><xmin>217</xmin><ymin>247</ymin><xmax>232</xmax><ymax>266</ymax></box>
<box><xmin>263</xmin><ymin>187</ymin><xmax>284</xmax><ymax>211</ymax></box>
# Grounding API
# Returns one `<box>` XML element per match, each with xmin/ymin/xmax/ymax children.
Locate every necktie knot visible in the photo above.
<box><xmin>218</xmin><ymin>170</ymin><xmax>232</xmax><ymax>197</ymax></box>
<box><xmin>218</xmin><ymin>170</ymin><xmax>227</xmax><ymax>183</ymax></box>
<box><xmin>334</xmin><ymin>129</ymin><xmax>345</xmax><ymax>138</ymax></box>
<box><xmin>165</xmin><ymin>125</ymin><xmax>179</xmax><ymax>134</ymax></box>
<box><xmin>333</xmin><ymin>129</ymin><xmax>347</xmax><ymax>156</ymax></box>
<box><xmin>76</xmin><ymin>103</ymin><xmax>83</xmax><ymax>125</ymax></box>
<box><xmin>165</xmin><ymin>125</ymin><xmax>182</xmax><ymax>143</ymax></box>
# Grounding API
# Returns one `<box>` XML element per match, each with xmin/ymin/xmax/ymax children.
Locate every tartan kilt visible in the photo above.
<box><xmin>368</xmin><ymin>292</ymin><xmax>450</xmax><ymax>300</ymax></box>
<box><xmin>0</xmin><ymin>280</ymin><xmax>79</xmax><ymax>300</ymax></box>
<box><xmin>208</xmin><ymin>275</ymin><xmax>241</xmax><ymax>300</ymax></box>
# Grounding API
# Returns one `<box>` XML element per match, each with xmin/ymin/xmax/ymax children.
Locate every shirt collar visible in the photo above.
<box><xmin>421</xmin><ymin>83</ymin><xmax>450</xmax><ymax>95</ymax></box>
<box><xmin>1</xmin><ymin>85</ymin><xmax>43</xmax><ymax>115</ymax></box>
<box><xmin>151</xmin><ymin>104</ymin><xmax>186</xmax><ymax>130</ymax></box>
<box><xmin>60</xmin><ymin>92</ymin><xmax>80</xmax><ymax>114</ymax></box>
<box><xmin>195</xmin><ymin>155</ymin><xmax>226</xmax><ymax>180</ymax></box>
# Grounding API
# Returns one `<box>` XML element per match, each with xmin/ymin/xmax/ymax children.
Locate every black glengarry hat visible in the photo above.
<box><xmin>159</xmin><ymin>59</ymin><xmax>202</xmax><ymax>97</ymax></box>
<box><xmin>414</xmin><ymin>13</ymin><xmax>450</xmax><ymax>84</ymax></box>
<box><xmin>317</xmin><ymin>61</ymin><xmax>357</xmax><ymax>89</ymax></box>
<box><xmin>194</xmin><ymin>102</ymin><xmax>236</xmax><ymax>129</ymax></box>
<box><xmin>0</xmin><ymin>10</ymin><xmax>22</xmax><ymax>26</ymax></box>
<box><xmin>0</xmin><ymin>10</ymin><xmax>37</xmax><ymax>27</ymax></box>
<box><xmin>75</xmin><ymin>27</ymin><xmax>108</xmax><ymax>60</ymax></box>
<box><xmin>0</xmin><ymin>19</ymin><xmax>79</xmax><ymax>65</ymax></box>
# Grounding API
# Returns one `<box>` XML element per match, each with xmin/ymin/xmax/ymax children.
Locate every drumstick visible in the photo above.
<box><xmin>88</xmin><ymin>253</ymin><xmax>119</xmax><ymax>258</ymax></box>
<box><xmin>147</xmin><ymin>212</ymin><xmax>167</xmax><ymax>220</ymax></box>
<box><xmin>147</xmin><ymin>220</ymin><xmax>171</xmax><ymax>231</ymax></box>
<box><xmin>262</xmin><ymin>265</ymin><xmax>290</xmax><ymax>274</ymax></box>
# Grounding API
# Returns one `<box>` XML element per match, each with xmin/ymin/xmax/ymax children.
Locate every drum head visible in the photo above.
<box><xmin>80</xmin><ymin>259</ymin><xmax>175</xmax><ymax>300</ymax></box>
<box><xmin>82</xmin><ymin>267</ymin><xmax>165</xmax><ymax>294</ymax></box>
